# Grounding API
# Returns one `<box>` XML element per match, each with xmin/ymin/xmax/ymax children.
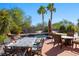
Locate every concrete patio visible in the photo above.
<box><xmin>42</xmin><ymin>39</ymin><xmax>79</xmax><ymax>56</ymax></box>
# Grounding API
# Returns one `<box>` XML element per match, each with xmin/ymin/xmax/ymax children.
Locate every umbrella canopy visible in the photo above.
<box><xmin>48</xmin><ymin>19</ymin><xmax>52</xmax><ymax>34</ymax></box>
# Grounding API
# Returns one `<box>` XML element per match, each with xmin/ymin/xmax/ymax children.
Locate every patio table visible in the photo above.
<box><xmin>61</xmin><ymin>36</ymin><xmax>79</xmax><ymax>40</ymax></box>
<box><xmin>6</xmin><ymin>37</ymin><xmax>44</xmax><ymax>56</ymax></box>
<box><xmin>6</xmin><ymin>37</ymin><xmax>38</xmax><ymax>48</ymax></box>
<box><xmin>53</xmin><ymin>32</ymin><xmax>67</xmax><ymax>36</ymax></box>
<box><xmin>61</xmin><ymin>36</ymin><xmax>75</xmax><ymax>39</ymax></box>
<box><xmin>61</xmin><ymin>36</ymin><xmax>79</xmax><ymax>46</ymax></box>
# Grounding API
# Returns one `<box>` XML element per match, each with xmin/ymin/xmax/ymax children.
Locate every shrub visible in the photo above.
<box><xmin>43</xmin><ymin>26</ymin><xmax>48</xmax><ymax>32</ymax></box>
<box><xmin>0</xmin><ymin>35</ymin><xmax>7</xmax><ymax>44</ymax></box>
<box><xmin>11</xmin><ymin>25</ymin><xmax>22</xmax><ymax>34</ymax></box>
<box><xmin>59</xmin><ymin>25</ymin><xmax>66</xmax><ymax>33</ymax></box>
<box><xmin>66</xmin><ymin>25</ymin><xmax>75</xmax><ymax>32</ymax></box>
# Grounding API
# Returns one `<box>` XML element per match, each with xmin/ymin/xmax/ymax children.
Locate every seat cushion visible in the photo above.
<box><xmin>73</xmin><ymin>39</ymin><xmax>79</xmax><ymax>44</ymax></box>
<box><xmin>32</xmin><ymin>47</ymin><xmax>37</xmax><ymax>51</ymax></box>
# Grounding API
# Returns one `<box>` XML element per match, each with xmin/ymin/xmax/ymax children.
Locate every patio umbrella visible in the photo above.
<box><xmin>48</xmin><ymin>19</ymin><xmax>52</xmax><ymax>34</ymax></box>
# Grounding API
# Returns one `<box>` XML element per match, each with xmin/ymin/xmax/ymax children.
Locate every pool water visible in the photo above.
<box><xmin>27</xmin><ymin>33</ymin><xmax>48</xmax><ymax>38</ymax></box>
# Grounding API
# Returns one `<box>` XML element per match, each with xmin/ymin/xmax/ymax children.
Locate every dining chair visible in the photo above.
<box><xmin>32</xmin><ymin>39</ymin><xmax>44</xmax><ymax>56</ymax></box>
<box><xmin>67</xmin><ymin>31</ymin><xmax>74</xmax><ymax>36</ymax></box>
<box><xmin>52</xmin><ymin>33</ymin><xmax>65</xmax><ymax>48</ymax></box>
<box><xmin>72</xmin><ymin>39</ymin><xmax>79</xmax><ymax>48</ymax></box>
<box><xmin>22</xmin><ymin>48</ymin><xmax>28</xmax><ymax>56</ymax></box>
<box><xmin>9</xmin><ymin>47</ymin><xmax>28</xmax><ymax>56</ymax></box>
<box><xmin>3</xmin><ymin>46</ymin><xmax>15</xmax><ymax>56</ymax></box>
<box><xmin>67</xmin><ymin>31</ymin><xmax>74</xmax><ymax>47</ymax></box>
<box><xmin>13</xmin><ymin>47</ymin><xmax>25</xmax><ymax>56</ymax></box>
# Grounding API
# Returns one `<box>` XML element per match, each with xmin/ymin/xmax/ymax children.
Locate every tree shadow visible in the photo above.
<box><xmin>44</xmin><ymin>39</ymin><xmax>54</xmax><ymax>44</ymax></box>
<box><xmin>43</xmin><ymin>39</ymin><xmax>79</xmax><ymax>56</ymax></box>
<box><xmin>45</xmin><ymin>45</ymin><xmax>79</xmax><ymax>56</ymax></box>
<box><xmin>71</xmin><ymin>48</ymin><xmax>79</xmax><ymax>55</ymax></box>
<box><xmin>46</xmin><ymin>41</ymin><xmax>54</xmax><ymax>44</ymax></box>
<box><xmin>45</xmin><ymin>45</ymin><xmax>65</xmax><ymax>56</ymax></box>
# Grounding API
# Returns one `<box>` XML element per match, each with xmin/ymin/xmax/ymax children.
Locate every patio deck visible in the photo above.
<box><xmin>1</xmin><ymin>39</ymin><xmax>79</xmax><ymax>56</ymax></box>
<box><xmin>42</xmin><ymin>39</ymin><xmax>79</xmax><ymax>56</ymax></box>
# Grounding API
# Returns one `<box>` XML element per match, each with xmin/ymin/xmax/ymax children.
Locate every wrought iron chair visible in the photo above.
<box><xmin>3</xmin><ymin>46</ymin><xmax>15</xmax><ymax>56</ymax></box>
<box><xmin>32</xmin><ymin>39</ymin><xmax>44</xmax><ymax>56</ymax></box>
<box><xmin>12</xmin><ymin>47</ymin><xmax>28</xmax><ymax>56</ymax></box>
<box><xmin>52</xmin><ymin>33</ymin><xmax>65</xmax><ymax>48</ymax></box>
<box><xmin>67</xmin><ymin>31</ymin><xmax>74</xmax><ymax>47</ymax></box>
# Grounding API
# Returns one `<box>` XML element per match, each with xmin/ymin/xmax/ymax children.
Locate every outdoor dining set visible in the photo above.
<box><xmin>1</xmin><ymin>31</ymin><xmax>79</xmax><ymax>56</ymax></box>
<box><xmin>51</xmin><ymin>32</ymin><xmax>79</xmax><ymax>49</ymax></box>
<box><xmin>1</xmin><ymin>37</ymin><xmax>44</xmax><ymax>56</ymax></box>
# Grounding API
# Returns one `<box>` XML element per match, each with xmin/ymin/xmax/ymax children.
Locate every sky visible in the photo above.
<box><xmin>0</xmin><ymin>3</ymin><xmax>79</xmax><ymax>26</ymax></box>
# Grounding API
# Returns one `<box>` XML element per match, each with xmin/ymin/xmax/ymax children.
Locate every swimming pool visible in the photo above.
<box><xmin>26</xmin><ymin>33</ymin><xmax>48</xmax><ymax>38</ymax></box>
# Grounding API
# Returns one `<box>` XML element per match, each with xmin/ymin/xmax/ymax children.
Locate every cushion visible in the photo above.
<box><xmin>32</xmin><ymin>47</ymin><xmax>37</xmax><ymax>51</ymax></box>
<box><xmin>73</xmin><ymin>39</ymin><xmax>79</xmax><ymax>44</ymax></box>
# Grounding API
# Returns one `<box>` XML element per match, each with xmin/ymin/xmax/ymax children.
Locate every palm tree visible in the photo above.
<box><xmin>10</xmin><ymin>7</ymin><xmax>24</xmax><ymax>27</ymax></box>
<box><xmin>47</xmin><ymin>3</ymin><xmax>56</xmax><ymax>22</ymax></box>
<box><xmin>37</xmin><ymin>6</ymin><xmax>46</xmax><ymax>31</ymax></box>
<box><xmin>0</xmin><ymin>9</ymin><xmax>11</xmax><ymax>34</ymax></box>
<box><xmin>10</xmin><ymin>8</ymin><xmax>24</xmax><ymax>34</ymax></box>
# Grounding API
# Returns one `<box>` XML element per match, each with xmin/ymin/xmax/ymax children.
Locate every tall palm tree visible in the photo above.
<box><xmin>37</xmin><ymin>6</ymin><xmax>46</xmax><ymax>31</ymax></box>
<box><xmin>47</xmin><ymin>3</ymin><xmax>56</xmax><ymax>22</ymax></box>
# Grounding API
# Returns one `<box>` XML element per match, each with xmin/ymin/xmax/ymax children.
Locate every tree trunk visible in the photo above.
<box><xmin>50</xmin><ymin>11</ymin><xmax>53</xmax><ymax>30</ymax></box>
<box><xmin>51</xmin><ymin>11</ymin><xmax>53</xmax><ymax>22</ymax></box>
<box><xmin>42</xmin><ymin>14</ymin><xmax>44</xmax><ymax>32</ymax></box>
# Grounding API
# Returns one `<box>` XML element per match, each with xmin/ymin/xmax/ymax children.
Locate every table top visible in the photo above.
<box><xmin>61</xmin><ymin>36</ymin><xmax>79</xmax><ymax>39</ymax></box>
<box><xmin>52</xmin><ymin>32</ymin><xmax>67</xmax><ymax>36</ymax></box>
<box><xmin>6</xmin><ymin>37</ymin><xmax>39</xmax><ymax>47</ymax></box>
<box><xmin>61</xmin><ymin>36</ymin><xmax>74</xmax><ymax>39</ymax></box>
